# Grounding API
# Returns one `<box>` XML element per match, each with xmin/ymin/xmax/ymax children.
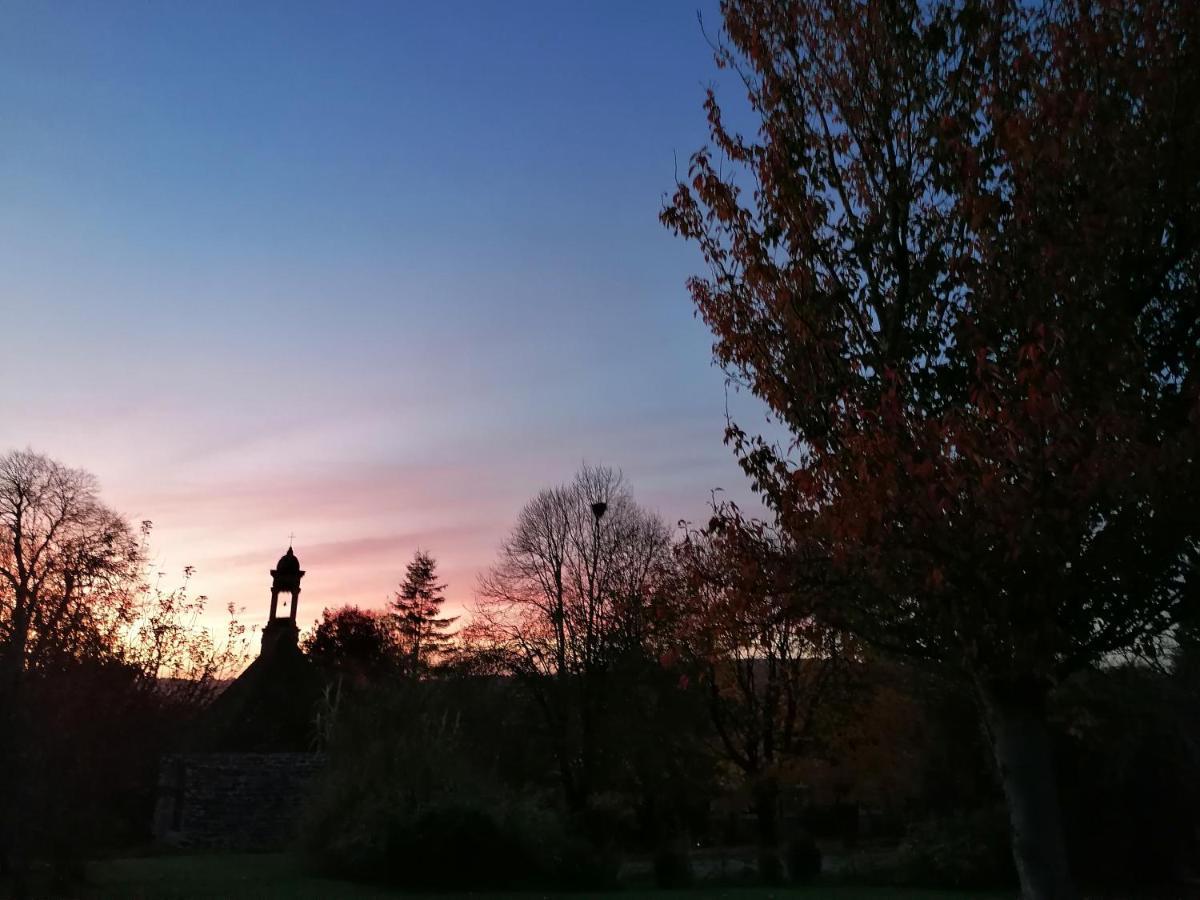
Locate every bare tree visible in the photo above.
<box><xmin>0</xmin><ymin>449</ymin><xmax>141</xmax><ymax>886</ymax></box>
<box><xmin>122</xmin><ymin>557</ymin><xmax>251</xmax><ymax>709</ymax></box>
<box><xmin>473</xmin><ymin>464</ymin><xmax>673</xmax><ymax>808</ymax></box>
<box><xmin>0</xmin><ymin>450</ymin><xmax>142</xmax><ymax>687</ymax></box>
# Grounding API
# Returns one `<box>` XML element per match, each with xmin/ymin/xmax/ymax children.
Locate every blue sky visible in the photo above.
<box><xmin>0</xmin><ymin>0</ymin><xmax>767</xmax><ymax>623</ymax></box>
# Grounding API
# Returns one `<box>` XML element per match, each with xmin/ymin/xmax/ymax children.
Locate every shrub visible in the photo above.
<box><xmin>890</xmin><ymin>807</ymin><xmax>1015</xmax><ymax>890</ymax></box>
<box><xmin>785</xmin><ymin>831</ymin><xmax>822</xmax><ymax>883</ymax></box>
<box><xmin>385</xmin><ymin>802</ymin><xmax>512</xmax><ymax>888</ymax></box>
<box><xmin>304</xmin><ymin>767</ymin><xmax>617</xmax><ymax>889</ymax></box>
<box><xmin>575</xmin><ymin>791</ymin><xmax>638</xmax><ymax>851</ymax></box>
<box><xmin>298</xmin><ymin>679</ymin><xmax>618</xmax><ymax>890</ymax></box>
<box><xmin>1054</xmin><ymin>664</ymin><xmax>1200</xmax><ymax>887</ymax></box>
<box><xmin>757</xmin><ymin>848</ymin><xmax>784</xmax><ymax>884</ymax></box>
<box><xmin>653</xmin><ymin>838</ymin><xmax>694</xmax><ymax>888</ymax></box>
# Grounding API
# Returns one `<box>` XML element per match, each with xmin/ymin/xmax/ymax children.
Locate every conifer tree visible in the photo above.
<box><xmin>390</xmin><ymin>550</ymin><xmax>457</xmax><ymax>674</ymax></box>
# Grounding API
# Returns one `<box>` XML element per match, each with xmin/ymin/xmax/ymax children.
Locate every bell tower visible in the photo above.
<box><xmin>262</xmin><ymin>546</ymin><xmax>305</xmax><ymax>654</ymax></box>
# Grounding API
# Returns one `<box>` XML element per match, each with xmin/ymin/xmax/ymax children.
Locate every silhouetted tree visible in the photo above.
<box><xmin>304</xmin><ymin>605</ymin><xmax>398</xmax><ymax>683</ymax></box>
<box><xmin>0</xmin><ymin>450</ymin><xmax>141</xmax><ymax>885</ymax></box>
<box><xmin>123</xmin><ymin>556</ymin><xmax>249</xmax><ymax>709</ymax></box>
<box><xmin>474</xmin><ymin>464</ymin><xmax>674</xmax><ymax>810</ymax></box>
<box><xmin>391</xmin><ymin>550</ymin><xmax>457</xmax><ymax>675</ymax></box>
<box><xmin>676</xmin><ymin>503</ymin><xmax>851</xmax><ymax>878</ymax></box>
<box><xmin>0</xmin><ymin>451</ymin><xmax>248</xmax><ymax>890</ymax></box>
<box><xmin>0</xmin><ymin>450</ymin><xmax>142</xmax><ymax>686</ymax></box>
<box><xmin>663</xmin><ymin>2</ymin><xmax>1200</xmax><ymax>897</ymax></box>
<box><xmin>1051</xmin><ymin>660</ymin><xmax>1200</xmax><ymax>885</ymax></box>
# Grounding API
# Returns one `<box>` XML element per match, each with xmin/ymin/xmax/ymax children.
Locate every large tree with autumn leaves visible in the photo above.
<box><xmin>663</xmin><ymin>1</ymin><xmax>1199</xmax><ymax>897</ymax></box>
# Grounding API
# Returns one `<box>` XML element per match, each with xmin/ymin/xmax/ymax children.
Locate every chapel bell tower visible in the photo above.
<box><xmin>262</xmin><ymin>546</ymin><xmax>305</xmax><ymax>653</ymax></box>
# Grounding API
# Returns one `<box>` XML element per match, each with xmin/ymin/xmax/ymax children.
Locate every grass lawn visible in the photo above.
<box><xmin>76</xmin><ymin>853</ymin><xmax>1013</xmax><ymax>900</ymax></box>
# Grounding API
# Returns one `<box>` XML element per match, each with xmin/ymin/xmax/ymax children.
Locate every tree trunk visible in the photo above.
<box><xmin>979</xmin><ymin>682</ymin><xmax>1076</xmax><ymax>900</ymax></box>
<box><xmin>0</xmin><ymin>677</ymin><xmax>29</xmax><ymax>900</ymax></box>
<box><xmin>752</xmin><ymin>776</ymin><xmax>783</xmax><ymax>883</ymax></box>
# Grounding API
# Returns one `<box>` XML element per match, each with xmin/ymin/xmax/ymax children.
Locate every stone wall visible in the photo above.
<box><xmin>154</xmin><ymin>752</ymin><xmax>324</xmax><ymax>850</ymax></box>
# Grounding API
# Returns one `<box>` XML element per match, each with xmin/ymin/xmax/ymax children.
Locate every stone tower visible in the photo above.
<box><xmin>262</xmin><ymin>546</ymin><xmax>305</xmax><ymax>655</ymax></box>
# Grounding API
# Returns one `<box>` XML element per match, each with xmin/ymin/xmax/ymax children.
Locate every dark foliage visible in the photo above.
<box><xmin>20</xmin><ymin>661</ymin><xmax>188</xmax><ymax>852</ymax></box>
<box><xmin>652</xmin><ymin>838</ymin><xmax>694</xmax><ymax>888</ymax></box>
<box><xmin>889</xmin><ymin>807</ymin><xmax>1016</xmax><ymax>890</ymax></box>
<box><xmin>302</xmin><ymin>605</ymin><xmax>398</xmax><ymax>683</ymax></box>
<box><xmin>299</xmin><ymin>675</ymin><xmax>618</xmax><ymax>890</ymax></box>
<box><xmin>0</xmin><ymin>451</ymin><xmax>248</xmax><ymax>888</ymax></box>
<box><xmin>785</xmin><ymin>831</ymin><xmax>822</xmax><ymax>883</ymax></box>
<box><xmin>1054</xmin><ymin>662</ymin><xmax>1200</xmax><ymax>886</ymax></box>
<box><xmin>371</xmin><ymin>799</ymin><xmax>616</xmax><ymax>891</ymax></box>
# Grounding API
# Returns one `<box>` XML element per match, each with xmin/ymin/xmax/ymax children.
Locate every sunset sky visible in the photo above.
<box><xmin>0</xmin><ymin>1</ymin><xmax>766</xmax><ymax>628</ymax></box>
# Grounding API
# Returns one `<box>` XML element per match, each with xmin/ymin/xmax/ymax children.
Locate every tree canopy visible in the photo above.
<box><xmin>663</xmin><ymin>1</ymin><xmax>1199</xmax><ymax>897</ymax></box>
<box><xmin>304</xmin><ymin>604</ymin><xmax>399</xmax><ymax>682</ymax></box>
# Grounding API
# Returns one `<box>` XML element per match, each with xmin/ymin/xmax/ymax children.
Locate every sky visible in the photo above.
<box><xmin>0</xmin><ymin>0</ymin><xmax>768</xmax><ymax>631</ymax></box>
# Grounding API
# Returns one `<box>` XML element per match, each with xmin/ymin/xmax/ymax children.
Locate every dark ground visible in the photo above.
<box><xmin>76</xmin><ymin>853</ymin><xmax>1011</xmax><ymax>900</ymax></box>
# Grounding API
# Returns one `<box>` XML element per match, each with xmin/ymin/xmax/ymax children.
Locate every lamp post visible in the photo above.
<box><xmin>590</xmin><ymin>501</ymin><xmax>607</xmax><ymax>565</ymax></box>
<box><xmin>590</xmin><ymin>500</ymin><xmax>607</xmax><ymax>612</ymax></box>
